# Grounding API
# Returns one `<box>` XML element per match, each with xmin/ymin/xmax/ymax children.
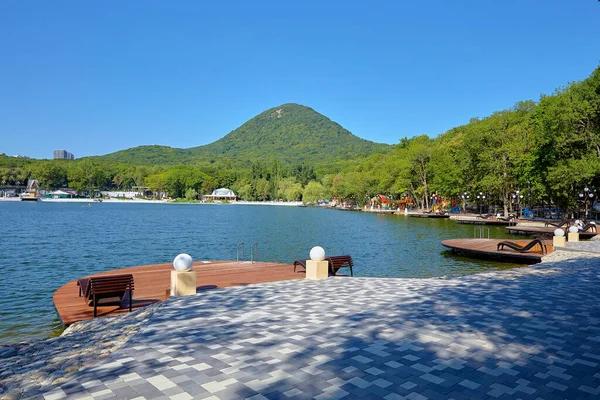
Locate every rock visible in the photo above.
<box><xmin>0</xmin><ymin>348</ymin><xmax>17</xmax><ymax>359</ymax></box>
<box><xmin>1</xmin><ymin>388</ymin><xmax>23</xmax><ymax>400</ymax></box>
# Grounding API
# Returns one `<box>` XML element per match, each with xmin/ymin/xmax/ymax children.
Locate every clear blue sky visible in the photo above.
<box><xmin>1</xmin><ymin>1</ymin><xmax>599</xmax><ymax>159</ymax></box>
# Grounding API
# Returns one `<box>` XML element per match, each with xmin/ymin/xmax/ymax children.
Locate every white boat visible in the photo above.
<box><xmin>19</xmin><ymin>192</ymin><xmax>40</xmax><ymax>202</ymax></box>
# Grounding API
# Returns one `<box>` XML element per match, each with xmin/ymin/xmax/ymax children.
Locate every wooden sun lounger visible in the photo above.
<box><xmin>497</xmin><ymin>239</ymin><xmax>547</xmax><ymax>255</ymax></box>
<box><xmin>580</xmin><ymin>223</ymin><xmax>598</xmax><ymax>233</ymax></box>
<box><xmin>545</xmin><ymin>219</ymin><xmax>572</xmax><ymax>228</ymax></box>
<box><xmin>79</xmin><ymin>274</ymin><xmax>135</xmax><ymax>317</ymax></box>
<box><xmin>497</xmin><ymin>215</ymin><xmax>515</xmax><ymax>222</ymax></box>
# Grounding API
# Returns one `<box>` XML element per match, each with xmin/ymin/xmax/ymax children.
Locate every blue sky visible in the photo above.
<box><xmin>1</xmin><ymin>1</ymin><xmax>599</xmax><ymax>159</ymax></box>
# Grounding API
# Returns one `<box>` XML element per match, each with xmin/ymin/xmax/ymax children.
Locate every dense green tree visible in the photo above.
<box><xmin>302</xmin><ymin>181</ymin><xmax>327</xmax><ymax>203</ymax></box>
<box><xmin>28</xmin><ymin>161</ymin><xmax>68</xmax><ymax>190</ymax></box>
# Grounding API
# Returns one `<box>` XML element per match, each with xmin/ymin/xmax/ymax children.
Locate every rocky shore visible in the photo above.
<box><xmin>0</xmin><ymin>303</ymin><xmax>163</xmax><ymax>399</ymax></box>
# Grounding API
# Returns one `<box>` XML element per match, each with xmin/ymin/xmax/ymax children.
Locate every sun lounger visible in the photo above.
<box><xmin>80</xmin><ymin>274</ymin><xmax>134</xmax><ymax>317</ymax></box>
<box><xmin>579</xmin><ymin>223</ymin><xmax>598</xmax><ymax>233</ymax></box>
<box><xmin>544</xmin><ymin>219</ymin><xmax>571</xmax><ymax>228</ymax></box>
<box><xmin>497</xmin><ymin>239</ymin><xmax>547</xmax><ymax>254</ymax></box>
<box><xmin>497</xmin><ymin>215</ymin><xmax>515</xmax><ymax>222</ymax></box>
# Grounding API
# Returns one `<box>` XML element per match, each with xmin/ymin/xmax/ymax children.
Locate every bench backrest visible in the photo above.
<box><xmin>87</xmin><ymin>274</ymin><xmax>134</xmax><ymax>298</ymax></box>
<box><xmin>327</xmin><ymin>255</ymin><xmax>353</xmax><ymax>273</ymax></box>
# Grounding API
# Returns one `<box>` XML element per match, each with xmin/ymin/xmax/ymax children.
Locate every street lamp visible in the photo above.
<box><xmin>482</xmin><ymin>192</ymin><xmax>487</xmax><ymax>215</ymax></box>
<box><xmin>578</xmin><ymin>188</ymin><xmax>594</xmax><ymax>220</ymax></box>
<box><xmin>519</xmin><ymin>192</ymin><xmax>523</xmax><ymax>217</ymax></box>
<box><xmin>477</xmin><ymin>192</ymin><xmax>482</xmax><ymax>215</ymax></box>
<box><xmin>511</xmin><ymin>190</ymin><xmax>522</xmax><ymax>217</ymax></box>
<box><xmin>461</xmin><ymin>192</ymin><xmax>469</xmax><ymax>214</ymax></box>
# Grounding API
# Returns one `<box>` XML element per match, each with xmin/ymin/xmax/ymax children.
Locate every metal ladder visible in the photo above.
<box><xmin>237</xmin><ymin>242</ymin><xmax>259</xmax><ymax>263</ymax></box>
<box><xmin>250</xmin><ymin>243</ymin><xmax>258</xmax><ymax>264</ymax></box>
<box><xmin>474</xmin><ymin>227</ymin><xmax>490</xmax><ymax>239</ymax></box>
<box><xmin>236</xmin><ymin>242</ymin><xmax>245</xmax><ymax>263</ymax></box>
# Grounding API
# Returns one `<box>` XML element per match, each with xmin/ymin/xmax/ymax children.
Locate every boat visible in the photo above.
<box><xmin>19</xmin><ymin>192</ymin><xmax>40</xmax><ymax>202</ymax></box>
<box><xmin>19</xmin><ymin>179</ymin><xmax>41</xmax><ymax>201</ymax></box>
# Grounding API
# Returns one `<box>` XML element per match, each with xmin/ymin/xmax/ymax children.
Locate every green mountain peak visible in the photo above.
<box><xmin>98</xmin><ymin>103</ymin><xmax>390</xmax><ymax>167</ymax></box>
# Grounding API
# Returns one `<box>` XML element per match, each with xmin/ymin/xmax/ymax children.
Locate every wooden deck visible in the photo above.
<box><xmin>408</xmin><ymin>213</ymin><xmax>451</xmax><ymax>218</ymax></box>
<box><xmin>441</xmin><ymin>238</ymin><xmax>553</xmax><ymax>263</ymax></box>
<box><xmin>506</xmin><ymin>225</ymin><xmax>597</xmax><ymax>239</ymax></box>
<box><xmin>53</xmin><ymin>261</ymin><xmax>303</xmax><ymax>326</ymax></box>
<box><xmin>455</xmin><ymin>218</ymin><xmax>516</xmax><ymax>226</ymax></box>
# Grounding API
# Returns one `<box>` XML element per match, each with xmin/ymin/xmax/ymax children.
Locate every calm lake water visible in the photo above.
<box><xmin>0</xmin><ymin>202</ymin><xmax>525</xmax><ymax>345</ymax></box>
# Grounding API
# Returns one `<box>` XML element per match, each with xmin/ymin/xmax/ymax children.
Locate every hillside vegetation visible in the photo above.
<box><xmin>97</xmin><ymin>104</ymin><xmax>390</xmax><ymax>169</ymax></box>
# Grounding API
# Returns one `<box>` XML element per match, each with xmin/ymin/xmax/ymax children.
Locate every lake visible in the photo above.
<box><xmin>0</xmin><ymin>202</ymin><xmax>524</xmax><ymax>345</ymax></box>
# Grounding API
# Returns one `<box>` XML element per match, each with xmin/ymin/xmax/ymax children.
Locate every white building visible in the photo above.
<box><xmin>202</xmin><ymin>188</ymin><xmax>237</xmax><ymax>202</ymax></box>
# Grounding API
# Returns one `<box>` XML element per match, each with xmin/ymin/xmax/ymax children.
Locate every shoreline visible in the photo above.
<box><xmin>0</xmin><ymin>198</ymin><xmax>304</xmax><ymax>206</ymax></box>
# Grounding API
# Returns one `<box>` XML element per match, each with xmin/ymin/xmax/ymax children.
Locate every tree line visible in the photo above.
<box><xmin>2</xmin><ymin>65</ymin><xmax>599</xmax><ymax>215</ymax></box>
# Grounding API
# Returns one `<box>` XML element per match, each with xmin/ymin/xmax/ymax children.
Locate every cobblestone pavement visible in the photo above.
<box><xmin>34</xmin><ymin>253</ymin><xmax>600</xmax><ymax>400</ymax></box>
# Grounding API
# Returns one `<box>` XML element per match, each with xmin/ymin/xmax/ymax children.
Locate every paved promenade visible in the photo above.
<box><xmin>32</xmin><ymin>250</ymin><xmax>600</xmax><ymax>400</ymax></box>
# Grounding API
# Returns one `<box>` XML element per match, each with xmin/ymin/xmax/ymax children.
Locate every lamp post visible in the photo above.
<box><xmin>477</xmin><ymin>192</ymin><xmax>482</xmax><ymax>215</ymax></box>
<box><xmin>519</xmin><ymin>192</ymin><xmax>524</xmax><ymax>218</ymax></box>
<box><xmin>482</xmin><ymin>192</ymin><xmax>487</xmax><ymax>215</ymax></box>
<box><xmin>578</xmin><ymin>187</ymin><xmax>594</xmax><ymax>220</ymax></box>
<box><xmin>527</xmin><ymin>181</ymin><xmax>531</xmax><ymax>215</ymax></box>
<box><xmin>511</xmin><ymin>190</ymin><xmax>522</xmax><ymax>217</ymax></box>
<box><xmin>461</xmin><ymin>192</ymin><xmax>469</xmax><ymax>214</ymax></box>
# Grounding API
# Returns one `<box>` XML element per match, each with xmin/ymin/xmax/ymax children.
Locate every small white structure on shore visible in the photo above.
<box><xmin>203</xmin><ymin>188</ymin><xmax>237</xmax><ymax>202</ymax></box>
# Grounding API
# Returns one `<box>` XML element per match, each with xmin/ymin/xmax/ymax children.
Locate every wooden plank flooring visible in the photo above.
<box><xmin>53</xmin><ymin>261</ymin><xmax>304</xmax><ymax>326</ymax></box>
<box><xmin>441</xmin><ymin>238</ymin><xmax>554</xmax><ymax>263</ymax></box>
<box><xmin>407</xmin><ymin>213</ymin><xmax>451</xmax><ymax>218</ymax></box>
<box><xmin>506</xmin><ymin>225</ymin><xmax>597</xmax><ymax>239</ymax></box>
<box><xmin>455</xmin><ymin>219</ymin><xmax>516</xmax><ymax>226</ymax></box>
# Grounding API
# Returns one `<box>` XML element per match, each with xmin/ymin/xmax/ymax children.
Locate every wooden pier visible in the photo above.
<box><xmin>408</xmin><ymin>213</ymin><xmax>451</xmax><ymax>219</ymax></box>
<box><xmin>441</xmin><ymin>238</ymin><xmax>553</xmax><ymax>263</ymax></box>
<box><xmin>455</xmin><ymin>218</ymin><xmax>516</xmax><ymax>226</ymax></box>
<box><xmin>53</xmin><ymin>261</ymin><xmax>302</xmax><ymax>326</ymax></box>
<box><xmin>506</xmin><ymin>225</ymin><xmax>597</xmax><ymax>239</ymax></box>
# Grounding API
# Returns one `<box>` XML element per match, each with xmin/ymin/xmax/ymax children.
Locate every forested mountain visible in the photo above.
<box><xmin>97</xmin><ymin>104</ymin><xmax>390</xmax><ymax>168</ymax></box>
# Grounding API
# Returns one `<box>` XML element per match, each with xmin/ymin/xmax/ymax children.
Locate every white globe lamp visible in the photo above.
<box><xmin>568</xmin><ymin>226</ymin><xmax>579</xmax><ymax>234</ymax></box>
<box><xmin>173</xmin><ymin>253</ymin><xmax>193</xmax><ymax>271</ymax></box>
<box><xmin>310</xmin><ymin>246</ymin><xmax>326</xmax><ymax>261</ymax></box>
<box><xmin>554</xmin><ymin>228</ymin><xmax>565</xmax><ymax>237</ymax></box>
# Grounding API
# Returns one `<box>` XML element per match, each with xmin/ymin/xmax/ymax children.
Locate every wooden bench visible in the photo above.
<box><xmin>79</xmin><ymin>274</ymin><xmax>134</xmax><ymax>317</ymax></box>
<box><xmin>326</xmin><ymin>255</ymin><xmax>354</xmax><ymax>276</ymax></box>
<box><xmin>293</xmin><ymin>260</ymin><xmax>307</xmax><ymax>273</ymax></box>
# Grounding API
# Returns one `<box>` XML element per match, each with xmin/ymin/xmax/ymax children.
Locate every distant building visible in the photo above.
<box><xmin>54</xmin><ymin>150</ymin><xmax>75</xmax><ymax>160</ymax></box>
<box><xmin>49</xmin><ymin>189</ymin><xmax>77</xmax><ymax>198</ymax></box>
<box><xmin>203</xmin><ymin>188</ymin><xmax>237</xmax><ymax>202</ymax></box>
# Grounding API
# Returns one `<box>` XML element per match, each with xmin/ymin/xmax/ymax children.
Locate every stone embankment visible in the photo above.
<box><xmin>0</xmin><ymin>303</ymin><xmax>163</xmax><ymax>399</ymax></box>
